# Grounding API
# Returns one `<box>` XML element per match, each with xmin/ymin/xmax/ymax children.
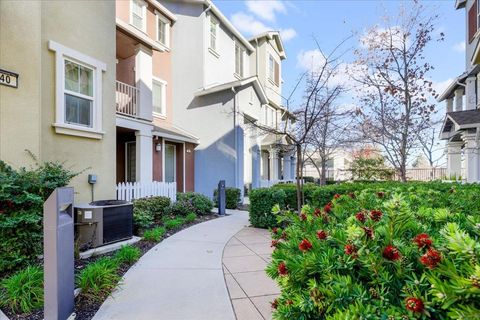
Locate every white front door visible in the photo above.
<box><xmin>165</xmin><ymin>144</ymin><xmax>176</xmax><ymax>182</ymax></box>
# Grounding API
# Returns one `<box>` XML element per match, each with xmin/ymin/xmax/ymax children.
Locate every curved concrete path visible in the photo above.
<box><xmin>93</xmin><ymin>209</ymin><xmax>249</xmax><ymax>320</ymax></box>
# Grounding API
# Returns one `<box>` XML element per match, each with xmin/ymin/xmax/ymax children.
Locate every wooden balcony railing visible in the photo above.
<box><xmin>116</xmin><ymin>80</ymin><xmax>139</xmax><ymax>118</ymax></box>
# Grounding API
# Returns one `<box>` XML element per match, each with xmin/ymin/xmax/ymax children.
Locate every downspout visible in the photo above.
<box><xmin>202</xmin><ymin>3</ymin><xmax>213</xmax><ymax>88</ymax></box>
<box><xmin>232</xmin><ymin>87</ymin><xmax>238</xmax><ymax>191</ymax></box>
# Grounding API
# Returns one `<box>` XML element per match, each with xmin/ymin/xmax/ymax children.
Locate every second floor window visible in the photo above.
<box><xmin>268</xmin><ymin>54</ymin><xmax>280</xmax><ymax>86</ymax></box>
<box><xmin>469</xmin><ymin>0</ymin><xmax>478</xmax><ymax>43</ymax></box>
<box><xmin>131</xmin><ymin>0</ymin><xmax>146</xmax><ymax>32</ymax></box>
<box><xmin>210</xmin><ymin>16</ymin><xmax>218</xmax><ymax>52</ymax></box>
<box><xmin>64</xmin><ymin>60</ymin><xmax>94</xmax><ymax>127</ymax></box>
<box><xmin>235</xmin><ymin>43</ymin><xmax>245</xmax><ymax>77</ymax></box>
<box><xmin>156</xmin><ymin>14</ymin><xmax>170</xmax><ymax>47</ymax></box>
<box><xmin>153</xmin><ymin>78</ymin><xmax>166</xmax><ymax>116</ymax></box>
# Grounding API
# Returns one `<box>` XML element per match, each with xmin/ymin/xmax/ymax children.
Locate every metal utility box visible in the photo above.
<box><xmin>218</xmin><ymin>180</ymin><xmax>226</xmax><ymax>215</ymax></box>
<box><xmin>44</xmin><ymin>187</ymin><xmax>74</xmax><ymax>320</ymax></box>
<box><xmin>74</xmin><ymin>200</ymin><xmax>133</xmax><ymax>250</ymax></box>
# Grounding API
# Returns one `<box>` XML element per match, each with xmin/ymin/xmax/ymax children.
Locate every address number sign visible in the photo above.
<box><xmin>0</xmin><ymin>69</ymin><xmax>19</xmax><ymax>88</ymax></box>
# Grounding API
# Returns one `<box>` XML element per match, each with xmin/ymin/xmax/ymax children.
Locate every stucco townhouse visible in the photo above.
<box><xmin>162</xmin><ymin>0</ymin><xmax>296</xmax><ymax>199</ymax></box>
<box><xmin>0</xmin><ymin>1</ymin><xmax>117</xmax><ymax>203</ymax></box>
<box><xmin>115</xmin><ymin>0</ymin><xmax>198</xmax><ymax>193</ymax></box>
<box><xmin>440</xmin><ymin>0</ymin><xmax>480</xmax><ymax>183</ymax></box>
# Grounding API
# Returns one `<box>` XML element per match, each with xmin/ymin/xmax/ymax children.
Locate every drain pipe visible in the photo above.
<box><xmin>232</xmin><ymin>87</ymin><xmax>238</xmax><ymax>191</ymax></box>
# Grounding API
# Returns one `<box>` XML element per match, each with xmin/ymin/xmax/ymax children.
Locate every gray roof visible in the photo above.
<box><xmin>447</xmin><ymin>110</ymin><xmax>480</xmax><ymax>126</ymax></box>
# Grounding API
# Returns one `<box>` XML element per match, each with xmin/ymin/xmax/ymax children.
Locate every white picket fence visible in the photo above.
<box><xmin>116</xmin><ymin>181</ymin><xmax>177</xmax><ymax>202</ymax></box>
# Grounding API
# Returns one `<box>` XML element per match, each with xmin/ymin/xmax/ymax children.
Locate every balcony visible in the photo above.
<box><xmin>116</xmin><ymin>80</ymin><xmax>139</xmax><ymax>118</ymax></box>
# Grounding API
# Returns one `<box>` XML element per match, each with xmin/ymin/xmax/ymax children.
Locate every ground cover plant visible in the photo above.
<box><xmin>267</xmin><ymin>187</ymin><xmax>480</xmax><ymax>319</ymax></box>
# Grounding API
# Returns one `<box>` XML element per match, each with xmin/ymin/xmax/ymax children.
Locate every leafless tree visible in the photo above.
<box><xmin>350</xmin><ymin>1</ymin><xmax>442</xmax><ymax>181</ymax></box>
<box><xmin>418</xmin><ymin>124</ymin><xmax>444</xmax><ymax>167</ymax></box>
<box><xmin>245</xmin><ymin>39</ymin><xmax>348</xmax><ymax>212</ymax></box>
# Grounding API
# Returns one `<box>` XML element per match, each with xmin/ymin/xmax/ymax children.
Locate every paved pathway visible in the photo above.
<box><xmin>222</xmin><ymin>227</ymin><xmax>280</xmax><ymax>320</ymax></box>
<box><xmin>93</xmin><ymin>209</ymin><xmax>249</xmax><ymax>320</ymax></box>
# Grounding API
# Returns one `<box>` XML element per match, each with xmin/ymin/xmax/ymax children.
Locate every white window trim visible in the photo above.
<box><xmin>130</xmin><ymin>0</ymin><xmax>147</xmax><ymax>33</ymax></box>
<box><xmin>152</xmin><ymin>76</ymin><xmax>167</xmax><ymax>118</ymax></box>
<box><xmin>209</xmin><ymin>14</ymin><xmax>219</xmax><ymax>57</ymax></box>
<box><xmin>234</xmin><ymin>41</ymin><xmax>245</xmax><ymax>79</ymax></box>
<box><xmin>49</xmin><ymin>40</ymin><xmax>106</xmax><ymax>139</ymax></box>
<box><xmin>155</xmin><ymin>11</ymin><xmax>170</xmax><ymax>48</ymax></box>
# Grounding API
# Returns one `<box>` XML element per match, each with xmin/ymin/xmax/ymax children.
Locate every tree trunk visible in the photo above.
<box><xmin>320</xmin><ymin>158</ymin><xmax>327</xmax><ymax>186</ymax></box>
<box><xmin>296</xmin><ymin>144</ymin><xmax>303</xmax><ymax>213</ymax></box>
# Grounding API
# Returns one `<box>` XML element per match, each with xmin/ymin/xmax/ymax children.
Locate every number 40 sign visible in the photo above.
<box><xmin>0</xmin><ymin>69</ymin><xmax>19</xmax><ymax>88</ymax></box>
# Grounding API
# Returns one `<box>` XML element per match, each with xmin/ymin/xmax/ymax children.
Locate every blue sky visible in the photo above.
<box><xmin>215</xmin><ymin>0</ymin><xmax>465</xmax><ymax>109</ymax></box>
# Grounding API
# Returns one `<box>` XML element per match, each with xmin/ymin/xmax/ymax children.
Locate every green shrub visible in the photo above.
<box><xmin>133</xmin><ymin>209</ymin><xmax>155</xmax><ymax>230</ymax></box>
<box><xmin>214</xmin><ymin>187</ymin><xmax>241</xmax><ymax>209</ymax></box>
<box><xmin>0</xmin><ymin>160</ymin><xmax>76</xmax><ymax>274</ymax></box>
<box><xmin>0</xmin><ymin>266</ymin><xmax>43</xmax><ymax>313</ymax></box>
<box><xmin>143</xmin><ymin>227</ymin><xmax>166</xmax><ymax>242</ymax></box>
<box><xmin>163</xmin><ymin>217</ymin><xmax>185</xmax><ymax>230</ymax></box>
<box><xmin>249</xmin><ymin>188</ymin><xmax>286</xmax><ymax>228</ymax></box>
<box><xmin>76</xmin><ymin>257</ymin><xmax>120</xmax><ymax>302</ymax></box>
<box><xmin>166</xmin><ymin>200</ymin><xmax>196</xmax><ymax>216</ymax></box>
<box><xmin>114</xmin><ymin>245</ymin><xmax>141</xmax><ymax>265</ymax></box>
<box><xmin>177</xmin><ymin>192</ymin><xmax>214</xmax><ymax>215</ymax></box>
<box><xmin>185</xmin><ymin>212</ymin><xmax>197</xmax><ymax>223</ymax></box>
<box><xmin>133</xmin><ymin>196</ymin><xmax>170</xmax><ymax>222</ymax></box>
<box><xmin>267</xmin><ymin>188</ymin><xmax>480</xmax><ymax>319</ymax></box>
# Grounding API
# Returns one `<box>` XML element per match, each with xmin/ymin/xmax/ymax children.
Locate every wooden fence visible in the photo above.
<box><xmin>116</xmin><ymin>181</ymin><xmax>177</xmax><ymax>202</ymax></box>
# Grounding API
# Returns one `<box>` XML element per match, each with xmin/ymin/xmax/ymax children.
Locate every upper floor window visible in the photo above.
<box><xmin>235</xmin><ymin>42</ymin><xmax>245</xmax><ymax>77</ymax></box>
<box><xmin>210</xmin><ymin>15</ymin><xmax>219</xmax><ymax>52</ymax></box>
<box><xmin>153</xmin><ymin>78</ymin><xmax>167</xmax><ymax>117</ymax></box>
<box><xmin>469</xmin><ymin>0</ymin><xmax>478</xmax><ymax>43</ymax></box>
<box><xmin>49</xmin><ymin>40</ymin><xmax>106</xmax><ymax>139</ymax></box>
<box><xmin>268</xmin><ymin>54</ymin><xmax>280</xmax><ymax>86</ymax></box>
<box><xmin>156</xmin><ymin>13</ymin><xmax>170</xmax><ymax>47</ymax></box>
<box><xmin>131</xmin><ymin>0</ymin><xmax>147</xmax><ymax>32</ymax></box>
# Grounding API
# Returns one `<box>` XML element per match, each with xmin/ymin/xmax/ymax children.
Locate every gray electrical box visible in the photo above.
<box><xmin>44</xmin><ymin>187</ymin><xmax>75</xmax><ymax>320</ymax></box>
<box><xmin>218</xmin><ymin>180</ymin><xmax>226</xmax><ymax>216</ymax></box>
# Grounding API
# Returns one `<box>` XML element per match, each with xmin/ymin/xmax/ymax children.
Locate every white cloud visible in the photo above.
<box><xmin>433</xmin><ymin>78</ymin><xmax>454</xmax><ymax>95</ymax></box>
<box><xmin>245</xmin><ymin>0</ymin><xmax>286</xmax><ymax>22</ymax></box>
<box><xmin>297</xmin><ymin>49</ymin><xmax>325</xmax><ymax>72</ymax></box>
<box><xmin>452</xmin><ymin>41</ymin><xmax>466</xmax><ymax>53</ymax></box>
<box><xmin>279</xmin><ymin>28</ymin><xmax>297</xmax><ymax>42</ymax></box>
<box><xmin>231</xmin><ymin>12</ymin><xmax>297</xmax><ymax>42</ymax></box>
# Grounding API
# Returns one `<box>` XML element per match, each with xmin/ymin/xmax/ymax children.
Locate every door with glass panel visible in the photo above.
<box><xmin>164</xmin><ymin>144</ymin><xmax>176</xmax><ymax>183</ymax></box>
<box><xmin>125</xmin><ymin>142</ymin><xmax>136</xmax><ymax>182</ymax></box>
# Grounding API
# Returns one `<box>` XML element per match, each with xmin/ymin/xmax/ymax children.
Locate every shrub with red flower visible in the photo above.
<box><xmin>405</xmin><ymin>297</ymin><xmax>424</xmax><ymax>313</ymax></box>
<box><xmin>314</xmin><ymin>208</ymin><xmax>321</xmax><ymax>216</ymax></box>
<box><xmin>344</xmin><ymin>244</ymin><xmax>356</xmax><ymax>256</ymax></box>
<box><xmin>334</xmin><ymin>194</ymin><xmax>341</xmax><ymax>199</ymax></box>
<box><xmin>363</xmin><ymin>226</ymin><xmax>374</xmax><ymax>240</ymax></box>
<box><xmin>271</xmin><ymin>227</ymin><xmax>278</xmax><ymax>235</ymax></box>
<box><xmin>324</xmin><ymin>203</ymin><xmax>332</xmax><ymax>214</ymax></box>
<box><xmin>383</xmin><ymin>245</ymin><xmax>401</xmax><ymax>261</ymax></box>
<box><xmin>299</xmin><ymin>239</ymin><xmax>313</xmax><ymax>252</ymax></box>
<box><xmin>348</xmin><ymin>192</ymin><xmax>356</xmax><ymax>199</ymax></box>
<box><xmin>377</xmin><ymin>191</ymin><xmax>385</xmax><ymax>198</ymax></box>
<box><xmin>413</xmin><ymin>233</ymin><xmax>432</xmax><ymax>249</ymax></box>
<box><xmin>316</xmin><ymin>230</ymin><xmax>328</xmax><ymax>240</ymax></box>
<box><xmin>355</xmin><ymin>211</ymin><xmax>366</xmax><ymax>223</ymax></box>
<box><xmin>300</xmin><ymin>213</ymin><xmax>307</xmax><ymax>221</ymax></box>
<box><xmin>420</xmin><ymin>248</ymin><xmax>442</xmax><ymax>269</ymax></box>
<box><xmin>278</xmin><ymin>262</ymin><xmax>288</xmax><ymax>276</ymax></box>
<box><xmin>271</xmin><ymin>240</ymin><xmax>279</xmax><ymax>248</ymax></box>
<box><xmin>271</xmin><ymin>298</ymin><xmax>278</xmax><ymax>309</ymax></box>
<box><xmin>370</xmin><ymin>210</ymin><xmax>383</xmax><ymax>222</ymax></box>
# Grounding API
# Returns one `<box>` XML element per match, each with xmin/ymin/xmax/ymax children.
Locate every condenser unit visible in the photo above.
<box><xmin>74</xmin><ymin>200</ymin><xmax>133</xmax><ymax>250</ymax></box>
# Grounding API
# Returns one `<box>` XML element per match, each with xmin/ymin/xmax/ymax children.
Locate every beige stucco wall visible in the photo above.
<box><xmin>0</xmin><ymin>1</ymin><xmax>116</xmax><ymax>204</ymax></box>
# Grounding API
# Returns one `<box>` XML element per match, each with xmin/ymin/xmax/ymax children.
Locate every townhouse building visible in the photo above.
<box><xmin>440</xmin><ymin>0</ymin><xmax>480</xmax><ymax>182</ymax></box>
<box><xmin>115</xmin><ymin>0</ymin><xmax>198</xmax><ymax>192</ymax></box>
<box><xmin>163</xmin><ymin>0</ymin><xmax>296</xmax><ymax>198</ymax></box>
<box><xmin>0</xmin><ymin>0</ymin><xmax>117</xmax><ymax>203</ymax></box>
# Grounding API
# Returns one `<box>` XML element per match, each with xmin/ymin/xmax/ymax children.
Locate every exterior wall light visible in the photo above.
<box><xmin>156</xmin><ymin>143</ymin><xmax>162</xmax><ymax>152</ymax></box>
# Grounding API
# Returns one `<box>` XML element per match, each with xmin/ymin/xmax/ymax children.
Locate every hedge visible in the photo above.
<box><xmin>176</xmin><ymin>192</ymin><xmax>214</xmax><ymax>215</ymax></box>
<box><xmin>214</xmin><ymin>187</ymin><xmax>241</xmax><ymax>209</ymax></box>
<box><xmin>248</xmin><ymin>188</ymin><xmax>286</xmax><ymax>228</ymax></box>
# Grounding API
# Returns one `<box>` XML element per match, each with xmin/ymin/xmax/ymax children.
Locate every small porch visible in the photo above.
<box><xmin>258</xmin><ymin>133</ymin><xmax>296</xmax><ymax>188</ymax></box>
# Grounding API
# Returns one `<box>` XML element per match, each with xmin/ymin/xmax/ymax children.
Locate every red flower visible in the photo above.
<box><xmin>278</xmin><ymin>262</ymin><xmax>288</xmax><ymax>276</ymax></box>
<box><xmin>383</xmin><ymin>245</ymin><xmax>401</xmax><ymax>261</ymax></box>
<box><xmin>286</xmin><ymin>300</ymin><xmax>293</xmax><ymax>305</ymax></box>
<box><xmin>300</xmin><ymin>213</ymin><xmax>307</xmax><ymax>221</ymax></box>
<box><xmin>344</xmin><ymin>244</ymin><xmax>356</xmax><ymax>255</ymax></box>
<box><xmin>420</xmin><ymin>248</ymin><xmax>442</xmax><ymax>269</ymax></box>
<box><xmin>334</xmin><ymin>194</ymin><xmax>341</xmax><ymax>199</ymax></box>
<box><xmin>316</xmin><ymin>230</ymin><xmax>328</xmax><ymax>240</ymax></box>
<box><xmin>324</xmin><ymin>203</ymin><xmax>332</xmax><ymax>214</ymax></box>
<box><xmin>377</xmin><ymin>192</ymin><xmax>385</xmax><ymax>198</ymax></box>
<box><xmin>314</xmin><ymin>208</ymin><xmax>321</xmax><ymax>216</ymax></box>
<box><xmin>271</xmin><ymin>298</ymin><xmax>278</xmax><ymax>309</ymax></box>
<box><xmin>348</xmin><ymin>192</ymin><xmax>356</xmax><ymax>199</ymax></box>
<box><xmin>280</xmin><ymin>232</ymin><xmax>287</xmax><ymax>240</ymax></box>
<box><xmin>299</xmin><ymin>239</ymin><xmax>313</xmax><ymax>252</ymax></box>
<box><xmin>271</xmin><ymin>227</ymin><xmax>278</xmax><ymax>235</ymax></box>
<box><xmin>370</xmin><ymin>210</ymin><xmax>383</xmax><ymax>222</ymax></box>
<box><xmin>405</xmin><ymin>297</ymin><xmax>424</xmax><ymax>313</ymax></box>
<box><xmin>414</xmin><ymin>233</ymin><xmax>432</xmax><ymax>249</ymax></box>
<box><xmin>363</xmin><ymin>226</ymin><xmax>374</xmax><ymax>240</ymax></box>
<box><xmin>271</xmin><ymin>240</ymin><xmax>279</xmax><ymax>248</ymax></box>
<box><xmin>355</xmin><ymin>211</ymin><xmax>366</xmax><ymax>223</ymax></box>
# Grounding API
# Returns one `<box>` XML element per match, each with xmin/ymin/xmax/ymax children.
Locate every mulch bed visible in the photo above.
<box><xmin>2</xmin><ymin>214</ymin><xmax>219</xmax><ymax>320</ymax></box>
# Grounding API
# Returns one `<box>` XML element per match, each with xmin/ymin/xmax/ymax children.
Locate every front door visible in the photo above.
<box><xmin>125</xmin><ymin>141</ymin><xmax>136</xmax><ymax>182</ymax></box>
<box><xmin>165</xmin><ymin>144</ymin><xmax>176</xmax><ymax>182</ymax></box>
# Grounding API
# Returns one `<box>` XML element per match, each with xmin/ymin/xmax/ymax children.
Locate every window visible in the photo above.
<box><xmin>49</xmin><ymin>41</ymin><xmax>106</xmax><ymax>139</ymax></box>
<box><xmin>469</xmin><ymin>0</ymin><xmax>478</xmax><ymax>42</ymax></box>
<box><xmin>153</xmin><ymin>78</ymin><xmax>166</xmax><ymax>116</ymax></box>
<box><xmin>235</xmin><ymin>42</ymin><xmax>245</xmax><ymax>77</ymax></box>
<box><xmin>268</xmin><ymin>54</ymin><xmax>280</xmax><ymax>86</ymax></box>
<box><xmin>64</xmin><ymin>60</ymin><xmax>93</xmax><ymax>127</ymax></box>
<box><xmin>131</xmin><ymin>0</ymin><xmax>146</xmax><ymax>32</ymax></box>
<box><xmin>156</xmin><ymin>13</ymin><xmax>170</xmax><ymax>47</ymax></box>
<box><xmin>126</xmin><ymin>142</ymin><xmax>136</xmax><ymax>182</ymax></box>
<box><xmin>210</xmin><ymin>15</ymin><xmax>218</xmax><ymax>52</ymax></box>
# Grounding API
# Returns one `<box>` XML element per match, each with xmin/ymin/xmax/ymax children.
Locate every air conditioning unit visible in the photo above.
<box><xmin>74</xmin><ymin>200</ymin><xmax>133</xmax><ymax>250</ymax></box>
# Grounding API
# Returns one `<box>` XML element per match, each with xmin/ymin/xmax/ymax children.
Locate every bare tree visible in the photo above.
<box><xmin>350</xmin><ymin>1</ymin><xmax>442</xmax><ymax>181</ymax></box>
<box><xmin>245</xmin><ymin>39</ymin><xmax>347</xmax><ymax>212</ymax></box>
<box><xmin>418</xmin><ymin>124</ymin><xmax>444</xmax><ymax>167</ymax></box>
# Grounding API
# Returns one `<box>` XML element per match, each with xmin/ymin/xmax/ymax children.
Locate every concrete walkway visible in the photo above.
<box><xmin>93</xmin><ymin>209</ymin><xmax>249</xmax><ymax>320</ymax></box>
<box><xmin>222</xmin><ymin>227</ymin><xmax>280</xmax><ymax>320</ymax></box>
